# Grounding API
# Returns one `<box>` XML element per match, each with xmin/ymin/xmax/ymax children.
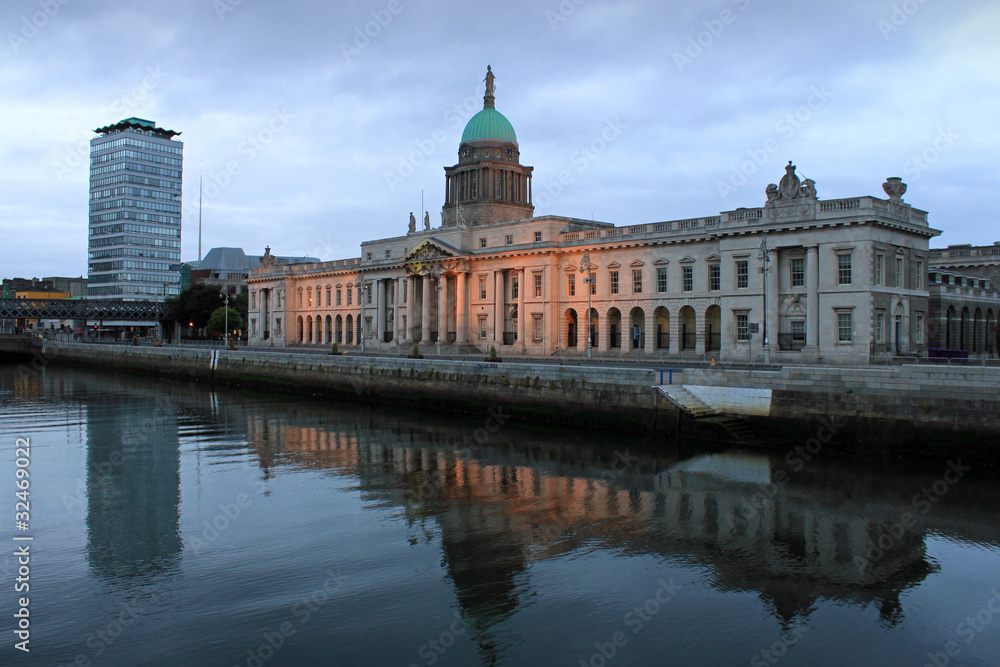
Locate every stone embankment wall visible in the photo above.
<box><xmin>42</xmin><ymin>343</ymin><xmax>664</xmax><ymax>432</ymax></box>
<box><xmin>677</xmin><ymin>365</ymin><xmax>1000</xmax><ymax>434</ymax></box>
<box><xmin>40</xmin><ymin>343</ymin><xmax>1000</xmax><ymax>439</ymax></box>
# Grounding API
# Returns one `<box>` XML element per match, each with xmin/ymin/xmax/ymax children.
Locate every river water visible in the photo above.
<box><xmin>0</xmin><ymin>365</ymin><xmax>998</xmax><ymax>667</ymax></box>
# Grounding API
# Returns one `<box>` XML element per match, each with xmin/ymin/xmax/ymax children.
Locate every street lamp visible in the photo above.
<box><xmin>219</xmin><ymin>288</ymin><xmax>230</xmax><ymax>349</ymax></box>
<box><xmin>360</xmin><ymin>282</ymin><xmax>369</xmax><ymax>353</ymax></box>
<box><xmin>579</xmin><ymin>251</ymin><xmax>594</xmax><ymax>359</ymax></box>
<box><xmin>758</xmin><ymin>234</ymin><xmax>771</xmax><ymax>363</ymax></box>
<box><xmin>432</xmin><ymin>267</ymin><xmax>443</xmax><ymax>357</ymax></box>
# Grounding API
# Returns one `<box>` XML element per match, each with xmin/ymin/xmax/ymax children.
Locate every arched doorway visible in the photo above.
<box><xmin>973</xmin><ymin>308</ymin><xmax>983</xmax><ymax>352</ymax></box>
<box><xmin>306</xmin><ymin>316</ymin><xmax>313</xmax><ymax>344</ymax></box>
<box><xmin>946</xmin><ymin>306</ymin><xmax>956</xmax><ymax>349</ymax></box>
<box><xmin>335</xmin><ymin>315</ymin><xmax>343</xmax><ymax>343</ymax></box>
<box><xmin>565</xmin><ymin>309</ymin><xmax>578</xmax><ymax>348</ymax></box>
<box><xmin>297</xmin><ymin>316</ymin><xmax>304</xmax><ymax>343</ymax></box>
<box><xmin>960</xmin><ymin>307</ymin><xmax>970</xmax><ymax>351</ymax></box>
<box><xmin>345</xmin><ymin>314</ymin><xmax>354</xmax><ymax>344</ymax></box>
<box><xmin>588</xmin><ymin>308</ymin><xmax>599</xmax><ymax>349</ymax></box>
<box><xmin>608</xmin><ymin>308</ymin><xmax>622</xmax><ymax>348</ymax></box>
<box><xmin>654</xmin><ymin>307</ymin><xmax>669</xmax><ymax>350</ymax></box>
<box><xmin>705</xmin><ymin>305</ymin><xmax>721</xmax><ymax>351</ymax></box>
<box><xmin>679</xmin><ymin>306</ymin><xmax>696</xmax><ymax>351</ymax></box>
<box><xmin>629</xmin><ymin>307</ymin><xmax>645</xmax><ymax>349</ymax></box>
<box><xmin>325</xmin><ymin>315</ymin><xmax>332</xmax><ymax>344</ymax></box>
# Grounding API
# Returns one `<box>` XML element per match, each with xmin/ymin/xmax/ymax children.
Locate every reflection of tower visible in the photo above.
<box><xmin>86</xmin><ymin>395</ymin><xmax>181</xmax><ymax>579</ymax></box>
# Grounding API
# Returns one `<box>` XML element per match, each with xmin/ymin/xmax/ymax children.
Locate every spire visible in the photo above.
<box><xmin>483</xmin><ymin>65</ymin><xmax>495</xmax><ymax>108</ymax></box>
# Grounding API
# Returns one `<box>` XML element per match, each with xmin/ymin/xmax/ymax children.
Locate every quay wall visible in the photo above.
<box><xmin>37</xmin><ymin>343</ymin><xmax>1000</xmax><ymax>440</ymax></box>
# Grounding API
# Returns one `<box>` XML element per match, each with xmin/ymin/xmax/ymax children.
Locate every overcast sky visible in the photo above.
<box><xmin>2</xmin><ymin>0</ymin><xmax>998</xmax><ymax>280</ymax></box>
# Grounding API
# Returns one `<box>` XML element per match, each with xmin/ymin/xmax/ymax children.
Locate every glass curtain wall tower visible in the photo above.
<box><xmin>88</xmin><ymin>117</ymin><xmax>183</xmax><ymax>299</ymax></box>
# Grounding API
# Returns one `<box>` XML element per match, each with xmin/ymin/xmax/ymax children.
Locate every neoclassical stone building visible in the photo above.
<box><xmin>248</xmin><ymin>69</ymin><xmax>940</xmax><ymax>363</ymax></box>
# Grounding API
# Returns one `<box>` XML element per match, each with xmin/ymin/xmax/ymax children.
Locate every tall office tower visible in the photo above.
<box><xmin>88</xmin><ymin>117</ymin><xmax>183</xmax><ymax>299</ymax></box>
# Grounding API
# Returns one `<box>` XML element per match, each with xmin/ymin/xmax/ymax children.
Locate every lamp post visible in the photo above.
<box><xmin>579</xmin><ymin>251</ymin><xmax>594</xmax><ymax>359</ymax></box>
<box><xmin>758</xmin><ymin>234</ymin><xmax>770</xmax><ymax>363</ymax></box>
<box><xmin>432</xmin><ymin>267</ymin><xmax>443</xmax><ymax>357</ymax></box>
<box><xmin>219</xmin><ymin>288</ymin><xmax>230</xmax><ymax>349</ymax></box>
<box><xmin>361</xmin><ymin>282</ymin><xmax>369</xmax><ymax>353</ymax></box>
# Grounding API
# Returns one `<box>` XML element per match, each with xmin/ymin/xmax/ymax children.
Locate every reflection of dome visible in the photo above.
<box><xmin>461</xmin><ymin>107</ymin><xmax>517</xmax><ymax>143</ymax></box>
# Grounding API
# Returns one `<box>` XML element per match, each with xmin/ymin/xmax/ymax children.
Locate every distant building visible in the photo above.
<box><xmin>926</xmin><ymin>267</ymin><xmax>1000</xmax><ymax>355</ymax></box>
<box><xmin>189</xmin><ymin>247</ymin><xmax>311</xmax><ymax>294</ymax></box>
<box><xmin>248</xmin><ymin>68</ymin><xmax>943</xmax><ymax>364</ymax></box>
<box><xmin>88</xmin><ymin>117</ymin><xmax>183</xmax><ymax>300</ymax></box>
<box><xmin>929</xmin><ymin>243</ymin><xmax>1000</xmax><ymax>286</ymax></box>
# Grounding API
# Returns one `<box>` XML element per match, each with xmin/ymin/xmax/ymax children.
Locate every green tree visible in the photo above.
<box><xmin>169</xmin><ymin>284</ymin><xmax>227</xmax><ymax>329</ymax></box>
<box><xmin>207</xmin><ymin>306</ymin><xmax>243</xmax><ymax>337</ymax></box>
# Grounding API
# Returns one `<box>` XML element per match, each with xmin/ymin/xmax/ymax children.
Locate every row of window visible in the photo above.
<box><xmin>89</xmin><ymin>260</ymin><xmax>173</xmax><ymax>272</ymax></box>
<box><xmin>89</xmin><ymin>210</ymin><xmax>180</xmax><ymax>225</ymax></box>
<box><xmin>89</xmin><ymin>247</ymin><xmax>180</xmax><ymax>260</ymax></box>
<box><xmin>92</xmin><ymin>136</ymin><xmax>183</xmax><ymax>156</ymax></box>
<box><xmin>89</xmin><ymin>223</ymin><xmax>181</xmax><ymax>238</ymax></box>
<box><xmin>88</xmin><ymin>234</ymin><xmax>181</xmax><ymax>249</ymax></box>
<box><xmin>91</xmin><ymin>174</ymin><xmax>182</xmax><ymax>191</ymax></box>
<box><xmin>88</xmin><ymin>272</ymin><xmax>179</xmax><ymax>284</ymax></box>
<box><xmin>88</xmin><ymin>284</ymin><xmax>180</xmax><ymax>296</ymax></box>
<box><xmin>89</xmin><ymin>198</ymin><xmax>182</xmax><ymax>214</ymax></box>
<box><xmin>90</xmin><ymin>161</ymin><xmax>181</xmax><ymax>179</ymax></box>
<box><xmin>91</xmin><ymin>149</ymin><xmax>183</xmax><ymax>167</ymax></box>
<box><xmin>91</xmin><ymin>186</ymin><xmax>181</xmax><ymax>202</ymax></box>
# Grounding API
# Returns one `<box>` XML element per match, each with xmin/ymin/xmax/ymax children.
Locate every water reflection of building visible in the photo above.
<box><xmin>86</xmin><ymin>393</ymin><xmax>181</xmax><ymax>580</ymax></box>
<box><xmin>244</xmin><ymin>413</ymin><xmax>1000</xmax><ymax>635</ymax></box>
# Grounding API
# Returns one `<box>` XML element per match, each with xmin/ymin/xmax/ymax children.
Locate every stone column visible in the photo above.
<box><xmin>457</xmin><ymin>272</ymin><xmax>468</xmax><ymax>344</ymax></box>
<box><xmin>403</xmin><ymin>276</ymin><xmax>413</xmax><ymax>343</ymax></box>
<box><xmin>806</xmin><ymin>246</ymin><xmax>819</xmax><ymax>348</ymax></box>
<box><xmin>376</xmin><ymin>279</ymin><xmax>385</xmax><ymax>345</ymax></box>
<box><xmin>695</xmin><ymin>308</ymin><xmax>706</xmax><ymax>355</ymax></box>
<box><xmin>517</xmin><ymin>268</ymin><xmax>525</xmax><ymax>347</ymax></box>
<box><xmin>395</xmin><ymin>277</ymin><xmax>404</xmax><ymax>343</ymax></box>
<box><xmin>438</xmin><ymin>273</ymin><xmax>448</xmax><ymax>343</ymax></box>
<box><xmin>644</xmin><ymin>305</ymin><xmax>656</xmax><ymax>354</ymax></box>
<box><xmin>765</xmin><ymin>249</ymin><xmax>779</xmax><ymax>353</ymax></box>
<box><xmin>421</xmin><ymin>274</ymin><xmax>431</xmax><ymax>343</ymax></box>
<box><xmin>494</xmin><ymin>270</ymin><xmax>504</xmax><ymax>344</ymax></box>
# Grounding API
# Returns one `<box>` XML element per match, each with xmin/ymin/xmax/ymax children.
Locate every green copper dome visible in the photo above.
<box><xmin>461</xmin><ymin>107</ymin><xmax>517</xmax><ymax>143</ymax></box>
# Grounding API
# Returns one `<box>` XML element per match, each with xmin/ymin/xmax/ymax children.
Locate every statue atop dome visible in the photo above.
<box><xmin>483</xmin><ymin>65</ymin><xmax>496</xmax><ymax>108</ymax></box>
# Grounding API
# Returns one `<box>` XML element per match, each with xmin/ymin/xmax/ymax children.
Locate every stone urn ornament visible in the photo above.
<box><xmin>883</xmin><ymin>177</ymin><xmax>907</xmax><ymax>200</ymax></box>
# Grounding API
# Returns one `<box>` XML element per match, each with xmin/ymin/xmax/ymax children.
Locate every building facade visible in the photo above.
<box><xmin>89</xmin><ymin>117</ymin><xmax>183</xmax><ymax>300</ymax></box>
<box><xmin>926</xmin><ymin>267</ymin><xmax>1000</xmax><ymax>356</ymax></box>
<box><xmin>248</xmin><ymin>71</ymin><xmax>940</xmax><ymax>364</ymax></box>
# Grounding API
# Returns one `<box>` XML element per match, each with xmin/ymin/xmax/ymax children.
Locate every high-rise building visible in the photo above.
<box><xmin>88</xmin><ymin>117</ymin><xmax>183</xmax><ymax>300</ymax></box>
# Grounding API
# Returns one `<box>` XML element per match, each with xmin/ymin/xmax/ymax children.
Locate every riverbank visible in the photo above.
<box><xmin>36</xmin><ymin>342</ymin><xmax>1000</xmax><ymax>454</ymax></box>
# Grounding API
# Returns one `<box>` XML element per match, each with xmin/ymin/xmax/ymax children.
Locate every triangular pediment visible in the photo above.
<box><xmin>630</xmin><ymin>260</ymin><xmax>644</xmax><ymax>267</ymax></box>
<box><xmin>606</xmin><ymin>261</ymin><xmax>621</xmax><ymax>269</ymax></box>
<box><xmin>679</xmin><ymin>256</ymin><xmax>696</xmax><ymax>264</ymax></box>
<box><xmin>401</xmin><ymin>239</ymin><xmax>459</xmax><ymax>263</ymax></box>
<box><xmin>706</xmin><ymin>254</ymin><xmax>721</xmax><ymax>262</ymax></box>
<box><xmin>564</xmin><ymin>264</ymin><xmax>578</xmax><ymax>272</ymax></box>
<box><xmin>653</xmin><ymin>258</ymin><xmax>669</xmax><ymax>265</ymax></box>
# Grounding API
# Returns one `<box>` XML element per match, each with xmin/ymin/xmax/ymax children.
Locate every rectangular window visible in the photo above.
<box><xmin>838</xmin><ymin>253</ymin><xmax>852</xmax><ymax>285</ymax></box>
<box><xmin>895</xmin><ymin>256</ymin><xmax>904</xmax><ymax>288</ymax></box>
<box><xmin>346</xmin><ymin>288</ymin><xmax>352</xmax><ymax>306</ymax></box>
<box><xmin>336</xmin><ymin>289</ymin><xmax>342</xmax><ymax>306</ymax></box>
<box><xmin>533</xmin><ymin>274</ymin><xmax>542</xmax><ymax>298</ymax></box>
<box><xmin>478</xmin><ymin>315</ymin><xmax>488</xmax><ymax>339</ymax></box>
<box><xmin>916</xmin><ymin>260</ymin><xmax>924</xmax><ymax>289</ymax></box>
<box><xmin>505</xmin><ymin>234</ymin><xmax>513</xmax><ymax>246</ymax></box>
<box><xmin>915</xmin><ymin>313</ymin><xmax>924</xmax><ymax>344</ymax></box>
<box><xmin>736</xmin><ymin>261</ymin><xmax>749</xmax><ymax>289</ymax></box>
<box><xmin>709</xmin><ymin>265</ymin><xmax>720</xmax><ymax>291</ymax></box>
<box><xmin>534</xmin><ymin>231</ymin><xmax>542</xmax><ymax>242</ymax></box>
<box><xmin>837</xmin><ymin>311</ymin><xmax>853</xmax><ymax>342</ymax></box>
<box><xmin>791</xmin><ymin>319</ymin><xmax>806</xmax><ymax>343</ymax></box>
<box><xmin>568</xmin><ymin>274</ymin><xmax>576</xmax><ymax>296</ymax></box>
<box><xmin>326</xmin><ymin>289</ymin><xmax>331</xmax><ymax>306</ymax></box>
<box><xmin>875</xmin><ymin>312</ymin><xmax>885</xmax><ymax>343</ymax></box>
<box><xmin>479</xmin><ymin>278</ymin><xmax>487</xmax><ymax>300</ymax></box>
<box><xmin>790</xmin><ymin>258</ymin><xmax>804</xmax><ymax>288</ymax></box>
<box><xmin>480</xmin><ymin>237</ymin><xmax>487</xmax><ymax>248</ymax></box>
<box><xmin>682</xmin><ymin>266</ymin><xmax>693</xmax><ymax>292</ymax></box>
<box><xmin>403</xmin><ymin>281</ymin><xmax>408</xmax><ymax>303</ymax></box>
<box><xmin>657</xmin><ymin>267</ymin><xmax>667</xmax><ymax>293</ymax></box>
<box><xmin>632</xmin><ymin>269</ymin><xmax>642</xmax><ymax>294</ymax></box>
<box><xmin>590</xmin><ymin>275</ymin><xmax>597</xmax><ymax>295</ymax></box>
<box><xmin>875</xmin><ymin>254</ymin><xmax>884</xmax><ymax>285</ymax></box>
<box><xmin>366</xmin><ymin>286</ymin><xmax>372</xmax><ymax>305</ymax></box>
<box><xmin>735</xmin><ymin>312</ymin><xmax>749</xmax><ymax>341</ymax></box>
<box><xmin>533</xmin><ymin>315</ymin><xmax>543</xmax><ymax>341</ymax></box>
<box><xmin>385</xmin><ymin>249</ymin><xmax>391</xmax><ymax>259</ymax></box>
<box><xmin>366</xmin><ymin>252</ymin><xmax>372</xmax><ymax>261</ymax></box>
<box><xmin>610</xmin><ymin>270</ymin><xmax>619</xmax><ymax>294</ymax></box>
<box><xmin>511</xmin><ymin>276</ymin><xmax>519</xmax><ymax>300</ymax></box>
<box><xmin>250</xmin><ymin>291</ymin><xmax>256</xmax><ymax>309</ymax></box>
